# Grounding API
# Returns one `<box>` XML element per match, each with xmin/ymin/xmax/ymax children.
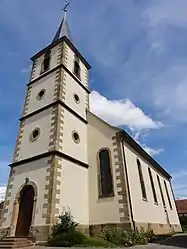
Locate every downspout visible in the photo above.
<box><xmin>169</xmin><ymin>179</ymin><xmax>182</xmax><ymax>229</ymax></box>
<box><xmin>121</xmin><ymin>138</ymin><xmax>135</xmax><ymax>231</ymax></box>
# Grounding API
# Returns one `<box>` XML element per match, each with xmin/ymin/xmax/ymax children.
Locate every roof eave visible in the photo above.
<box><xmin>30</xmin><ymin>36</ymin><xmax>91</xmax><ymax>70</ymax></box>
<box><xmin>120</xmin><ymin>130</ymin><xmax>172</xmax><ymax>180</ymax></box>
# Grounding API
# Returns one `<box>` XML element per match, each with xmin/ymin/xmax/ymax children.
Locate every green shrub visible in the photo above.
<box><xmin>48</xmin><ymin>230</ymin><xmax>86</xmax><ymax>247</ymax></box>
<box><xmin>144</xmin><ymin>228</ymin><xmax>155</xmax><ymax>242</ymax></box>
<box><xmin>47</xmin><ymin>211</ymin><xmax>85</xmax><ymax>247</ymax></box>
<box><xmin>104</xmin><ymin>228</ymin><xmax>124</xmax><ymax>245</ymax></box>
<box><xmin>104</xmin><ymin>228</ymin><xmax>150</xmax><ymax>247</ymax></box>
<box><xmin>50</xmin><ymin>211</ymin><xmax>78</xmax><ymax>237</ymax></box>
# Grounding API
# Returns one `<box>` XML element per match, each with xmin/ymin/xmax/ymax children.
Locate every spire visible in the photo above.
<box><xmin>52</xmin><ymin>2</ymin><xmax>72</xmax><ymax>43</ymax></box>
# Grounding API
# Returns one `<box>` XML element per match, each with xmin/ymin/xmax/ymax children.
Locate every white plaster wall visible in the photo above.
<box><xmin>64</xmin><ymin>42</ymin><xmax>89</xmax><ymax>87</ymax></box>
<box><xmin>124</xmin><ymin>143</ymin><xmax>180</xmax><ymax>225</ymax></box>
<box><xmin>63</xmin><ymin>70</ymin><xmax>87</xmax><ymax>119</ymax></box>
<box><xmin>61</xmin><ymin>109</ymin><xmax>87</xmax><ymax>163</ymax></box>
<box><xmin>3</xmin><ymin>157</ymin><xmax>49</xmax><ymax>227</ymax></box>
<box><xmin>18</xmin><ymin>108</ymin><xmax>52</xmax><ymax>161</ymax></box>
<box><xmin>58</xmin><ymin>159</ymin><xmax>89</xmax><ymax>224</ymax></box>
<box><xmin>31</xmin><ymin>44</ymin><xmax>61</xmax><ymax>81</ymax></box>
<box><xmin>27</xmin><ymin>71</ymin><xmax>56</xmax><ymax>114</ymax></box>
<box><xmin>87</xmin><ymin>111</ymin><xmax>121</xmax><ymax>224</ymax></box>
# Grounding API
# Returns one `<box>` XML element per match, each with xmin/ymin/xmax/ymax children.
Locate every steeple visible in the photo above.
<box><xmin>52</xmin><ymin>2</ymin><xmax>72</xmax><ymax>43</ymax></box>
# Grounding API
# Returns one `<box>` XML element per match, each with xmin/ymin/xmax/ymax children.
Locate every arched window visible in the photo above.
<box><xmin>98</xmin><ymin>149</ymin><xmax>114</xmax><ymax>198</ymax></box>
<box><xmin>41</xmin><ymin>50</ymin><xmax>51</xmax><ymax>73</ymax></box>
<box><xmin>137</xmin><ymin>159</ymin><xmax>147</xmax><ymax>200</ymax></box>
<box><xmin>73</xmin><ymin>55</ymin><xmax>81</xmax><ymax>79</ymax></box>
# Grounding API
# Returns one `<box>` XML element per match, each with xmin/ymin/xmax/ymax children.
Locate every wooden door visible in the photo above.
<box><xmin>15</xmin><ymin>185</ymin><xmax>34</xmax><ymax>237</ymax></box>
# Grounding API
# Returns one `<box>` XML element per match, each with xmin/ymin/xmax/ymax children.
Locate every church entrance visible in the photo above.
<box><xmin>15</xmin><ymin>185</ymin><xmax>34</xmax><ymax>237</ymax></box>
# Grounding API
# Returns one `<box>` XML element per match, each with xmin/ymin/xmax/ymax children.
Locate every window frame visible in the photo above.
<box><xmin>41</xmin><ymin>50</ymin><xmax>51</xmax><ymax>74</ymax></box>
<box><xmin>164</xmin><ymin>180</ymin><xmax>173</xmax><ymax>210</ymax></box>
<box><xmin>157</xmin><ymin>175</ymin><xmax>166</xmax><ymax>208</ymax></box>
<box><xmin>137</xmin><ymin>158</ymin><xmax>147</xmax><ymax>201</ymax></box>
<box><xmin>73</xmin><ymin>55</ymin><xmax>81</xmax><ymax>80</ymax></box>
<box><xmin>148</xmin><ymin>167</ymin><xmax>158</xmax><ymax>205</ymax></box>
<box><xmin>97</xmin><ymin>148</ymin><xmax>114</xmax><ymax>198</ymax></box>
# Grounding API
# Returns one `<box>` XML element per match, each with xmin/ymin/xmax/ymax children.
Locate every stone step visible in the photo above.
<box><xmin>0</xmin><ymin>237</ymin><xmax>32</xmax><ymax>249</ymax></box>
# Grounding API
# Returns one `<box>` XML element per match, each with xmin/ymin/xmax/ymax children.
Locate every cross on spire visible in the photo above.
<box><xmin>52</xmin><ymin>0</ymin><xmax>72</xmax><ymax>43</ymax></box>
<box><xmin>63</xmin><ymin>0</ymin><xmax>70</xmax><ymax>12</ymax></box>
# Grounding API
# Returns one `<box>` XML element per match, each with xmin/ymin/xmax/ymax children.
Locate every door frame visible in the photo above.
<box><xmin>10</xmin><ymin>180</ymin><xmax>37</xmax><ymax>237</ymax></box>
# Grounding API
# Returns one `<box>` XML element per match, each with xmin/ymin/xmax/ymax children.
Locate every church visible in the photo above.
<box><xmin>0</xmin><ymin>6</ymin><xmax>182</xmax><ymax>243</ymax></box>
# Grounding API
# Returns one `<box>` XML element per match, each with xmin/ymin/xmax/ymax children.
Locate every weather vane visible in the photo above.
<box><xmin>63</xmin><ymin>0</ymin><xmax>70</xmax><ymax>12</ymax></box>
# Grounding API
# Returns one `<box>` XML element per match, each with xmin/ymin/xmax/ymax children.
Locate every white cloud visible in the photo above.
<box><xmin>0</xmin><ymin>184</ymin><xmax>6</xmax><ymax>202</ymax></box>
<box><xmin>143</xmin><ymin>146</ymin><xmax>164</xmax><ymax>157</ymax></box>
<box><xmin>90</xmin><ymin>91</ymin><xmax>163</xmax><ymax>131</ymax></box>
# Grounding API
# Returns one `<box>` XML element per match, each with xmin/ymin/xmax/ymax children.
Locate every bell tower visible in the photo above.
<box><xmin>0</xmin><ymin>4</ymin><xmax>91</xmax><ymax>242</ymax></box>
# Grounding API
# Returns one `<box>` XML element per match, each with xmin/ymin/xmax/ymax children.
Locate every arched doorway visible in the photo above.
<box><xmin>15</xmin><ymin>185</ymin><xmax>34</xmax><ymax>237</ymax></box>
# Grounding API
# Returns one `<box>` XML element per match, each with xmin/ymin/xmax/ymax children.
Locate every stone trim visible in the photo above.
<box><xmin>85</xmin><ymin>93</ymin><xmax>89</xmax><ymax>110</ymax></box>
<box><xmin>48</xmin><ymin>105</ymin><xmax>64</xmax><ymax>152</ymax></box>
<box><xmin>112</xmin><ymin>133</ymin><xmax>131</xmax><ymax>223</ymax></box>
<box><xmin>27</xmin><ymin>63</ymin><xmax>90</xmax><ymax>94</ymax></box>
<box><xmin>84</xmin><ymin>68</ymin><xmax>89</xmax><ymax>87</ymax></box>
<box><xmin>53</xmin><ymin>69</ymin><xmax>66</xmax><ymax>102</ymax></box>
<box><xmin>43</xmin><ymin>155</ymin><xmax>62</xmax><ymax>225</ymax></box>
<box><xmin>53</xmin><ymin>43</ymin><xmax>66</xmax><ymax>103</ymax></box>
<box><xmin>10</xmin><ymin>150</ymin><xmax>89</xmax><ymax>169</ymax></box>
<box><xmin>13</xmin><ymin>121</ymin><xmax>25</xmax><ymax>162</ymax></box>
<box><xmin>20</xmin><ymin>100</ymin><xmax>88</xmax><ymax>125</ymax></box>
<box><xmin>30</xmin><ymin>59</ymin><xmax>37</xmax><ymax>82</ymax></box>
<box><xmin>31</xmin><ymin>36</ymin><xmax>91</xmax><ymax>70</ymax></box>
<box><xmin>0</xmin><ymin>169</ymin><xmax>15</xmax><ymax>227</ymax></box>
<box><xmin>22</xmin><ymin>85</ymin><xmax>32</xmax><ymax>116</ymax></box>
<box><xmin>62</xmin><ymin>42</ymin><xmax>68</xmax><ymax>68</ymax></box>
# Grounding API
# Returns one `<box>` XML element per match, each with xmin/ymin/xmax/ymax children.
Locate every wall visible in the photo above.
<box><xmin>87</xmin><ymin>111</ymin><xmax>121</xmax><ymax>225</ymax></box>
<box><xmin>17</xmin><ymin>108</ymin><xmax>53</xmax><ymax>161</ymax></box>
<box><xmin>64</xmin><ymin>42</ymin><xmax>89</xmax><ymax>88</ymax></box>
<box><xmin>2</xmin><ymin>157</ymin><xmax>50</xmax><ymax>228</ymax></box>
<box><xmin>61</xmin><ymin>109</ymin><xmax>87</xmax><ymax>163</ymax></box>
<box><xmin>31</xmin><ymin>44</ymin><xmax>60</xmax><ymax>81</ymax></box>
<box><xmin>124</xmin><ymin>142</ymin><xmax>181</xmax><ymax>227</ymax></box>
<box><xmin>63</xmin><ymin>70</ymin><xmax>87</xmax><ymax>119</ymax></box>
<box><xmin>27</xmin><ymin>71</ymin><xmax>56</xmax><ymax>114</ymax></box>
<box><xmin>58</xmin><ymin>159</ymin><xmax>89</xmax><ymax>225</ymax></box>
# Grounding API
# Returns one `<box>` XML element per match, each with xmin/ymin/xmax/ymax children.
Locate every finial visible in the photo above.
<box><xmin>63</xmin><ymin>0</ymin><xmax>70</xmax><ymax>13</ymax></box>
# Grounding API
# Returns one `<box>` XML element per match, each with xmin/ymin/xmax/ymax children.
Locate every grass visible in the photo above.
<box><xmin>78</xmin><ymin>236</ymin><xmax>115</xmax><ymax>247</ymax></box>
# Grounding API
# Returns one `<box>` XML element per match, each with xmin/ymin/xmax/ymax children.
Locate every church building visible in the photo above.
<box><xmin>0</xmin><ymin>7</ymin><xmax>182</xmax><ymax>243</ymax></box>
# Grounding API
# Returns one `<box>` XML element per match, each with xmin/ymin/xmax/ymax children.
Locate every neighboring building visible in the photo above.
<box><xmin>0</xmin><ymin>7</ymin><xmax>182</xmax><ymax>243</ymax></box>
<box><xmin>176</xmin><ymin>199</ymin><xmax>187</xmax><ymax>217</ymax></box>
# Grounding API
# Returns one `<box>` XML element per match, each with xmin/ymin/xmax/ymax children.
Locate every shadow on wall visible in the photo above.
<box><xmin>154</xmin><ymin>234</ymin><xmax>187</xmax><ymax>248</ymax></box>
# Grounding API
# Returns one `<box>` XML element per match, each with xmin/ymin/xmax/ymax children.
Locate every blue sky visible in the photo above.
<box><xmin>0</xmin><ymin>0</ymin><xmax>187</xmax><ymax>200</ymax></box>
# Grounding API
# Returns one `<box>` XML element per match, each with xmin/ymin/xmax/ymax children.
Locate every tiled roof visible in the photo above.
<box><xmin>176</xmin><ymin>199</ymin><xmax>187</xmax><ymax>214</ymax></box>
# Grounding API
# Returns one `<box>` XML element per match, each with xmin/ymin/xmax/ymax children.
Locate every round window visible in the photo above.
<box><xmin>37</xmin><ymin>89</ymin><xmax>46</xmax><ymax>100</ymax></box>
<box><xmin>72</xmin><ymin>131</ymin><xmax>80</xmax><ymax>144</ymax></box>
<box><xmin>30</xmin><ymin>128</ymin><xmax>40</xmax><ymax>142</ymax></box>
<box><xmin>73</xmin><ymin>94</ymin><xmax>80</xmax><ymax>104</ymax></box>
